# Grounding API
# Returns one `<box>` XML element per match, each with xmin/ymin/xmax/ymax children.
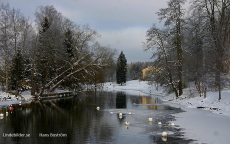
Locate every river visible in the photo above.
<box><xmin>0</xmin><ymin>91</ymin><xmax>194</xmax><ymax>144</ymax></box>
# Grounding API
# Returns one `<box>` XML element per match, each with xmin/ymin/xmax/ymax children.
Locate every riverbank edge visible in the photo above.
<box><xmin>0</xmin><ymin>90</ymin><xmax>75</xmax><ymax>108</ymax></box>
<box><xmin>1</xmin><ymin>80</ymin><xmax>230</xmax><ymax>118</ymax></box>
<box><xmin>103</xmin><ymin>80</ymin><xmax>230</xmax><ymax>118</ymax></box>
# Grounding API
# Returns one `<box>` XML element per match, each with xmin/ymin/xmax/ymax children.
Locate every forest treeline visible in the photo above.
<box><xmin>127</xmin><ymin>62</ymin><xmax>154</xmax><ymax>80</ymax></box>
<box><xmin>0</xmin><ymin>4</ymin><xmax>117</xmax><ymax>96</ymax></box>
<box><xmin>143</xmin><ymin>0</ymin><xmax>230</xmax><ymax>100</ymax></box>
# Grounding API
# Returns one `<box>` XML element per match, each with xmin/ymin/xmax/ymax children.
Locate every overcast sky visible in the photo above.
<box><xmin>3</xmin><ymin>0</ymin><xmax>176</xmax><ymax>63</ymax></box>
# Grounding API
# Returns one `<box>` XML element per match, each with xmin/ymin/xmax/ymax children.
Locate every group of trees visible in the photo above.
<box><xmin>144</xmin><ymin>0</ymin><xmax>230</xmax><ymax>100</ymax></box>
<box><xmin>116</xmin><ymin>54</ymin><xmax>155</xmax><ymax>84</ymax></box>
<box><xmin>127</xmin><ymin>61</ymin><xmax>154</xmax><ymax>80</ymax></box>
<box><xmin>0</xmin><ymin>4</ymin><xmax>117</xmax><ymax>96</ymax></box>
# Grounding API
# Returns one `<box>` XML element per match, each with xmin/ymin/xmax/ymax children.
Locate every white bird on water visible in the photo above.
<box><xmin>125</xmin><ymin>121</ymin><xmax>130</xmax><ymax>126</ymax></box>
<box><xmin>118</xmin><ymin>113</ymin><xmax>123</xmax><ymax>119</ymax></box>
<box><xmin>162</xmin><ymin>131</ymin><xmax>167</xmax><ymax>142</ymax></box>
<box><xmin>96</xmin><ymin>106</ymin><xmax>100</xmax><ymax>110</ymax></box>
<box><xmin>158</xmin><ymin>122</ymin><xmax>162</xmax><ymax>125</ymax></box>
<box><xmin>148</xmin><ymin>118</ymin><xmax>153</xmax><ymax>122</ymax></box>
<box><xmin>162</xmin><ymin>131</ymin><xmax>167</xmax><ymax>138</ymax></box>
<box><xmin>128</xmin><ymin>112</ymin><xmax>132</xmax><ymax>115</ymax></box>
<box><xmin>0</xmin><ymin>113</ymin><xmax>3</xmax><ymax>119</ymax></box>
<box><xmin>168</xmin><ymin>122</ymin><xmax>175</xmax><ymax>126</ymax></box>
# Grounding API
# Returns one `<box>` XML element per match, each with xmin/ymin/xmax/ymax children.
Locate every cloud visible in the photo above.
<box><xmin>97</xmin><ymin>27</ymin><xmax>153</xmax><ymax>62</ymax></box>
<box><xmin>56</xmin><ymin>0</ymin><xmax>168</xmax><ymax>30</ymax></box>
<box><xmin>5</xmin><ymin>0</ymin><xmax>170</xmax><ymax>62</ymax></box>
<box><xmin>4</xmin><ymin>0</ymin><xmax>170</xmax><ymax>30</ymax></box>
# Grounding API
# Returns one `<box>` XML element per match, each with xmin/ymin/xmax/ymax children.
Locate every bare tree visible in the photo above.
<box><xmin>156</xmin><ymin>0</ymin><xmax>187</xmax><ymax>96</ymax></box>
<box><xmin>183</xmin><ymin>6</ymin><xmax>209</xmax><ymax>98</ymax></box>
<box><xmin>192</xmin><ymin>0</ymin><xmax>230</xmax><ymax>100</ymax></box>
<box><xmin>144</xmin><ymin>25</ymin><xmax>180</xmax><ymax>97</ymax></box>
<box><xmin>0</xmin><ymin>4</ymin><xmax>32</xmax><ymax>94</ymax></box>
<box><xmin>0</xmin><ymin>3</ymin><xmax>11</xmax><ymax>92</ymax></box>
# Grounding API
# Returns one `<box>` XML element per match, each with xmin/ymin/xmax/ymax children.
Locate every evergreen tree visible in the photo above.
<box><xmin>62</xmin><ymin>28</ymin><xmax>76</xmax><ymax>89</ymax></box>
<box><xmin>9</xmin><ymin>50</ymin><xmax>25</xmax><ymax>95</ymax></box>
<box><xmin>116</xmin><ymin>51</ymin><xmax>127</xmax><ymax>85</ymax></box>
<box><xmin>39</xmin><ymin>16</ymin><xmax>50</xmax><ymax>34</ymax></box>
<box><xmin>37</xmin><ymin>16</ymin><xmax>56</xmax><ymax>84</ymax></box>
<box><xmin>63</xmin><ymin>28</ymin><xmax>74</xmax><ymax>61</ymax></box>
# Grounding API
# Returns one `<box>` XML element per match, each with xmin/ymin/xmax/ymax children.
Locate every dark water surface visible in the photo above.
<box><xmin>0</xmin><ymin>91</ymin><xmax>193</xmax><ymax>144</ymax></box>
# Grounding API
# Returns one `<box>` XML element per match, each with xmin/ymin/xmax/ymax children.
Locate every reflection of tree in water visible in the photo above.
<box><xmin>6</xmin><ymin>93</ymin><xmax>115</xmax><ymax>144</ymax></box>
<box><xmin>116</xmin><ymin>92</ymin><xmax>127</xmax><ymax>109</ymax></box>
<box><xmin>7</xmin><ymin>100</ymin><xmax>72</xmax><ymax>143</ymax></box>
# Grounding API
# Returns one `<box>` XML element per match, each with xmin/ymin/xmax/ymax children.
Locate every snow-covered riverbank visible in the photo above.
<box><xmin>104</xmin><ymin>80</ymin><xmax>230</xmax><ymax>118</ymax></box>
<box><xmin>0</xmin><ymin>91</ymin><xmax>33</xmax><ymax>107</ymax></box>
<box><xmin>1</xmin><ymin>80</ymin><xmax>230</xmax><ymax>118</ymax></box>
<box><xmin>0</xmin><ymin>89</ymin><xmax>72</xmax><ymax>107</ymax></box>
<box><xmin>104</xmin><ymin>80</ymin><xmax>230</xmax><ymax>144</ymax></box>
<box><xmin>171</xmin><ymin>106</ymin><xmax>230</xmax><ymax>144</ymax></box>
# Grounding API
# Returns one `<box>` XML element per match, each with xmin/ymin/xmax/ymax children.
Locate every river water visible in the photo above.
<box><xmin>0</xmin><ymin>91</ymin><xmax>194</xmax><ymax>144</ymax></box>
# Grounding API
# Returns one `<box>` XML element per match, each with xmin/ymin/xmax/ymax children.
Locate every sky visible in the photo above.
<box><xmin>2</xmin><ymin>0</ymin><xmax>179</xmax><ymax>63</ymax></box>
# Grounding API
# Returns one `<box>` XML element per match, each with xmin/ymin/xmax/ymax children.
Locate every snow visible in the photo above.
<box><xmin>104</xmin><ymin>80</ymin><xmax>230</xmax><ymax>144</ymax></box>
<box><xmin>103</xmin><ymin>80</ymin><xmax>165</xmax><ymax>96</ymax></box>
<box><xmin>162</xmin><ymin>88</ymin><xmax>230</xmax><ymax>118</ymax></box>
<box><xmin>171</xmin><ymin>107</ymin><xmax>230</xmax><ymax>144</ymax></box>
<box><xmin>0</xmin><ymin>91</ymin><xmax>33</xmax><ymax>107</ymax></box>
<box><xmin>0</xmin><ymin>89</ymin><xmax>71</xmax><ymax>107</ymax></box>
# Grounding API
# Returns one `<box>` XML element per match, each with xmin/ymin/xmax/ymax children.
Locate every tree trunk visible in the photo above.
<box><xmin>218</xmin><ymin>85</ymin><xmax>221</xmax><ymax>100</ymax></box>
<box><xmin>177</xmin><ymin>4</ymin><xmax>183</xmax><ymax>96</ymax></box>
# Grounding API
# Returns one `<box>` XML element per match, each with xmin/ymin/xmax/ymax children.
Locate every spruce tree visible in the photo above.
<box><xmin>9</xmin><ymin>50</ymin><xmax>25</xmax><ymax>95</ymax></box>
<box><xmin>63</xmin><ymin>28</ymin><xmax>74</xmax><ymax>61</ymax></box>
<box><xmin>39</xmin><ymin>16</ymin><xmax>50</xmax><ymax>34</ymax></box>
<box><xmin>62</xmin><ymin>28</ymin><xmax>75</xmax><ymax>88</ymax></box>
<box><xmin>116</xmin><ymin>51</ymin><xmax>127</xmax><ymax>85</ymax></box>
<box><xmin>37</xmin><ymin>16</ymin><xmax>56</xmax><ymax>84</ymax></box>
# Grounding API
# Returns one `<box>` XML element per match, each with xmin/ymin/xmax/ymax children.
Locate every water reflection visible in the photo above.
<box><xmin>0</xmin><ymin>91</ymin><xmax>193</xmax><ymax>144</ymax></box>
<box><xmin>141</xmin><ymin>96</ymin><xmax>173</xmax><ymax>110</ymax></box>
<box><xmin>116</xmin><ymin>92</ymin><xmax>127</xmax><ymax>109</ymax></box>
<box><xmin>129</xmin><ymin>95</ymin><xmax>173</xmax><ymax>110</ymax></box>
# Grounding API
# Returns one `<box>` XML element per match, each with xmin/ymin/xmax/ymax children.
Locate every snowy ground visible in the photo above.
<box><xmin>171</xmin><ymin>105</ymin><xmax>230</xmax><ymax>144</ymax></box>
<box><xmin>0</xmin><ymin>91</ymin><xmax>33</xmax><ymax>107</ymax></box>
<box><xmin>0</xmin><ymin>89</ymin><xmax>71</xmax><ymax>107</ymax></box>
<box><xmin>103</xmin><ymin>80</ymin><xmax>230</xmax><ymax>144</ymax></box>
